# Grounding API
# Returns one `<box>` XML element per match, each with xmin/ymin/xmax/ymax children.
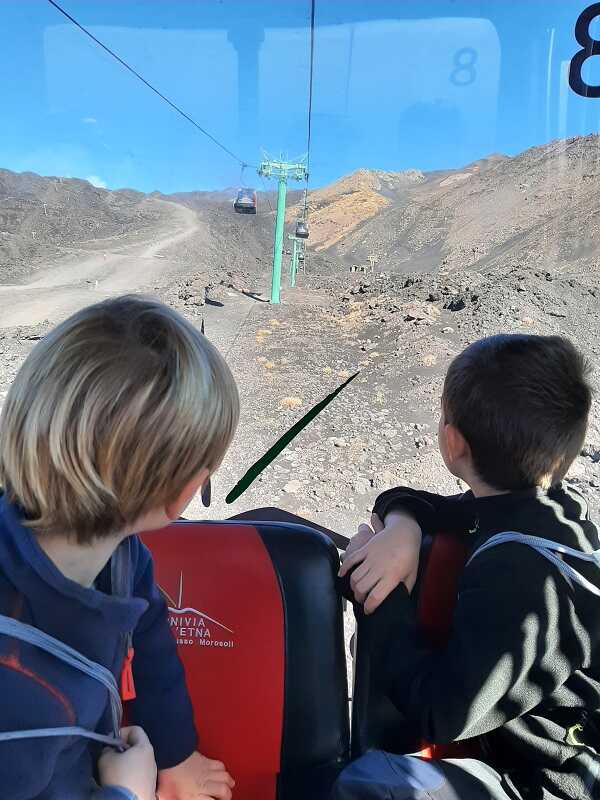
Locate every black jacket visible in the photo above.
<box><xmin>371</xmin><ymin>482</ymin><xmax>600</xmax><ymax>800</ymax></box>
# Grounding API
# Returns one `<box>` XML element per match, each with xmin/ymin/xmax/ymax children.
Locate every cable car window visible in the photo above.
<box><xmin>1</xmin><ymin>0</ymin><xmax>598</xmax><ymax>529</ymax></box>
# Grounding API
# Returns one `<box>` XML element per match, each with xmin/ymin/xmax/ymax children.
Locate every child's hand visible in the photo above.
<box><xmin>342</xmin><ymin>512</ymin><xmax>384</xmax><ymax>560</ymax></box>
<box><xmin>338</xmin><ymin>511</ymin><xmax>422</xmax><ymax>614</ymax></box>
<box><xmin>157</xmin><ymin>751</ymin><xmax>235</xmax><ymax>800</ymax></box>
<box><xmin>98</xmin><ymin>726</ymin><xmax>157</xmax><ymax>800</ymax></box>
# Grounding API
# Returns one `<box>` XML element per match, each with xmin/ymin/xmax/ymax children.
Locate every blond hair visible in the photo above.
<box><xmin>0</xmin><ymin>295</ymin><xmax>239</xmax><ymax>542</ymax></box>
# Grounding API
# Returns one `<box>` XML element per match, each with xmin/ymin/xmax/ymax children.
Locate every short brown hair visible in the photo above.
<box><xmin>443</xmin><ymin>334</ymin><xmax>592</xmax><ymax>490</ymax></box>
<box><xmin>0</xmin><ymin>295</ymin><xmax>239</xmax><ymax>542</ymax></box>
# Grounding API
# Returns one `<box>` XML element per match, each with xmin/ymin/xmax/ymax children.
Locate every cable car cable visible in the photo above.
<box><xmin>46</xmin><ymin>0</ymin><xmax>254</xmax><ymax>168</ymax></box>
<box><xmin>303</xmin><ymin>0</ymin><xmax>316</xmax><ymax>218</ymax></box>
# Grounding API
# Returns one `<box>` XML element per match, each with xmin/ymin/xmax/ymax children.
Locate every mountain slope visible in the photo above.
<box><xmin>3</xmin><ymin>134</ymin><xmax>600</xmax><ymax>287</ymax></box>
<box><xmin>286</xmin><ymin>168</ymin><xmax>425</xmax><ymax>253</ymax></box>
<box><xmin>0</xmin><ymin>169</ymin><xmax>165</xmax><ymax>281</ymax></box>
<box><xmin>324</xmin><ymin>136</ymin><xmax>600</xmax><ymax>276</ymax></box>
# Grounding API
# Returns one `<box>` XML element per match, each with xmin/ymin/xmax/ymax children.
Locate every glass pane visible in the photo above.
<box><xmin>1</xmin><ymin>0</ymin><xmax>598</xmax><ymax>529</ymax></box>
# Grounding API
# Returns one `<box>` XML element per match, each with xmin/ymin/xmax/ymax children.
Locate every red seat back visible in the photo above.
<box><xmin>417</xmin><ymin>531</ymin><xmax>469</xmax><ymax>649</ymax></box>
<box><xmin>415</xmin><ymin>532</ymin><xmax>473</xmax><ymax>760</ymax></box>
<box><xmin>349</xmin><ymin>530</ymin><xmax>472</xmax><ymax>759</ymax></box>
<box><xmin>142</xmin><ymin>520</ymin><xmax>349</xmax><ymax>800</ymax></box>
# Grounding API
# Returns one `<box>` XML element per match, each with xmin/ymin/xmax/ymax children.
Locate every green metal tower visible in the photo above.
<box><xmin>258</xmin><ymin>156</ymin><xmax>307</xmax><ymax>304</ymax></box>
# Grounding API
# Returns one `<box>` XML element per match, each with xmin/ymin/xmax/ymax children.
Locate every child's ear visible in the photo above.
<box><xmin>165</xmin><ymin>468</ymin><xmax>211</xmax><ymax>520</ymax></box>
<box><xmin>444</xmin><ymin>423</ymin><xmax>470</xmax><ymax>467</ymax></box>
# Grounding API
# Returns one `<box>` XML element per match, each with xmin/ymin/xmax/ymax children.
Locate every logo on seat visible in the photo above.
<box><xmin>159</xmin><ymin>573</ymin><xmax>235</xmax><ymax>650</ymax></box>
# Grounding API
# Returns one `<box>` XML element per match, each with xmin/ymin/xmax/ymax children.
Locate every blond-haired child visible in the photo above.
<box><xmin>0</xmin><ymin>295</ymin><xmax>239</xmax><ymax>800</ymax></box>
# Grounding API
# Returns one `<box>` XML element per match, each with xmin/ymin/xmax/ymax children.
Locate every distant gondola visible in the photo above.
<box><xmin>295</xmin><ymin>220</ymin><xmax>309</xmax><ymax>238</ymax></box>
<box><xmin>234</xmin><ymin>187</ymin><xmax>257</xmax><ymax>214</ymax></box>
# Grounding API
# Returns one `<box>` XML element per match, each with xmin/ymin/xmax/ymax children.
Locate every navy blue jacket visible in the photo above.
<box><xmin>0</xmin><ymin>494</ymin><xmax>197</xmax><ymax>800</ymax></box>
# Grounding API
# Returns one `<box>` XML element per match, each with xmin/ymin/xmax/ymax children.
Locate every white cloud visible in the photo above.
<box><xmin>82</xmin><ymin>117</ymin><xmax>97</xmax><ymax>124</ymax></box>
<box><xmin>87</xmin><ymin>175</ymin><xmax>107</xmax><ymax>189</ymax></box>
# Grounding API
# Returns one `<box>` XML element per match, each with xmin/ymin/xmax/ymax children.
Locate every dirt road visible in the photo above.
<box><xmin>0</xmin><ymin>200</ymin><xmax>202</xmax><ymax>328</ymax></box>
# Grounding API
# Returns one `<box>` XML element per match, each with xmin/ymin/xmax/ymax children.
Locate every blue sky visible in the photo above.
<box><xmin>2</xmin><ymin>0</ymin><xmax>600</xmax><ymax>193</ymax></box>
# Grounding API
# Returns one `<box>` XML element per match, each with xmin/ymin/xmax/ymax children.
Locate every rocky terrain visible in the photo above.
<box><xmin>1</xmin><ymin>265</ymin><xmax>598</xmax><ymax>532</ymax></box>
<box><xmin>0</xmin><ymin>135</ymin><xmax>599</xmax><ymax>533</ymax></box>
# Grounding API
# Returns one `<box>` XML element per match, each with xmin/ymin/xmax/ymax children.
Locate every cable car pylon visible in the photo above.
<box><xmin>258</xmin><ymin>154</ymin><xmax>308</xmax><ymax>304</ymax></box>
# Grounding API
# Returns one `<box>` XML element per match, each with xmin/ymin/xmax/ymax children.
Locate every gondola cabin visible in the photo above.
<box><xmin>295</xmin><ymin>220</ymin><xmax>309</xmax><ymax>238</ymax></box>
<box><xmin>234</xmin><ymin>188</ymin><xmax>257</xmax><ymax>214</ymax></box>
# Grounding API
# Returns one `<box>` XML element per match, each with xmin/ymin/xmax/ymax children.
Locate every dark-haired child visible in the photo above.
<box><xmin>337</xmin><ymin>334</ymin><xmax>600</xmax><ymax>800</ymax></box>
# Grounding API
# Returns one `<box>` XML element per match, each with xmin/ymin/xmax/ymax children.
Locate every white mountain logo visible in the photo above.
<box><xmin>161</xmin><ymin>572</ymin><xmax>235</xmax><ymax>649</ymax></box>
